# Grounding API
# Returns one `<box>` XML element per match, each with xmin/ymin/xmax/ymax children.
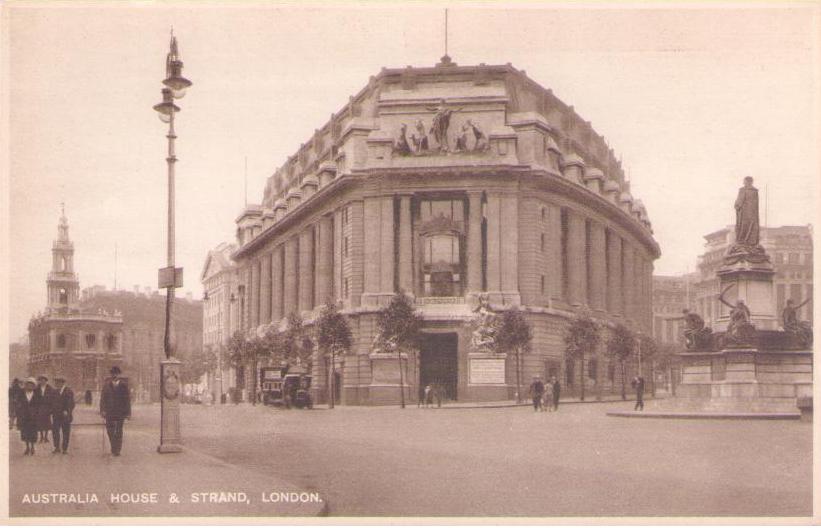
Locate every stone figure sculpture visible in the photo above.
<box><xmin>412</xmin><ymin>119</ymin><xmax>429</xmax><ymax>153</ymax></box>
<box><xmin>679</xmin><ymin>309</ymin><xmax>713</xmax><ymax>350</ymax></box>
<box><xmin>782</xmin><ymin>297</ymin><xmax>813</xmax><ymax>347</ymax></box>
<box><xmin>718</xmin><ymin>284</ymin><xmax>755</xmax><ymax>347</ymax></box>
<box><xmin>427</xmin><ymin>104</ymin><xmax>461</xmax><ymax>152</ymax></box>
<box><xmin>726</xmin><ymin>177</ymin><xmax>769</xmax><ymax>264</ymax></box>
<box><xmin>394</xmin><ymin>123</ymin><xmax>412</xmax><ymax>155</ymax></box>
<box><xmin>471</xmin><ymin>294</ymin><xmax>499</xmax><ymax>353</ymax></box>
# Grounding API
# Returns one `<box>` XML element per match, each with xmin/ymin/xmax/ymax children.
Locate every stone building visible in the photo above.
<box><xmin>79</xmin><ymin>286</ymin><xmax>203</xmax><ymax>402</ymax></box>
<box><xmin>652</xmin><ymin>273</ymin><xmax>698</xmax><ymax>346</ymax></box>
<box><xmin>694</xmin><ymin>225</ymin><xmax>813</xmax><ymax>328</ymax></box>
<box><xmin>230</xmin><ymin>57</ymin><xmax>659</xmax><ymax>404</ymax></box>
<box><xmin>200</xmin><ymin>242</ymin><xmax>239</xmax><ymax>401</ymax></box>
<box><xmin>27</xmin><ymin>211</ymin><xmax>124</xmax><ymax>401</ymax></box>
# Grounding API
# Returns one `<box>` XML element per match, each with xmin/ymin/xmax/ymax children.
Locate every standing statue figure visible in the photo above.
<box><xmin>394</xmin><ymin>123</ymin><xmax>412</xmax><ymax>155</ymax></box>
<box><xmin>411</xmin><ymin>119</ymin><xmax>429</xmax><ymax>153</ymax></box>
<box><xmin>734</xmin><ymin>176</ymin><xmax>760</xmax><ymax>246</ymax></box>
<box><xmin>471</xmin><ymin>294</ymin><xmax>499</xmax><ymax>353</ymax></box>
<box><xmin>427</xmin><ymin>104</ymin><xmax>461</xmax><ymax>152</ymax></box>
<box><xmin>718</xmin><ymin>284</ymin><xmax>755</xmax><ymax>346</ymax></box>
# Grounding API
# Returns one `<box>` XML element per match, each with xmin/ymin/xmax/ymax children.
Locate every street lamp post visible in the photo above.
<box><xmin>154</xmin><ymin>33</ymin><xmax>192</xmax><ymax>454</ymax></box>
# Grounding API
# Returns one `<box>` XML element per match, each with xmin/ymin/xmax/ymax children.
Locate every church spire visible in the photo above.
<box><xmin>48</xmin><ymin>205</ymin><xmax>79</xmax><ymax>309</ymax></box>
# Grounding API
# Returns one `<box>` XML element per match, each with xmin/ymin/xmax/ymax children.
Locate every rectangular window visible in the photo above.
<box><xmin>343</xmin><ymin>236</ymin><xmax>349</xmax><ymax>258</ymax></box>
<box><xmin>541</xmin><ymin>275</ymin><xmax>545</xmax><ymax>295</ymax></box>
<box><xmin>540</xmin><ymin>232</ymin><xmax>546</xmax><ymax>252</ymax></box>
<box><xmin>85</xmin><ymin>334</ymin><xmax>97</xmax><ymax>349</ymax></box>
<box><xmin>789</xmin><ymin>252</ymin><xmax>799</xmax><ymax>265</ymax></box>
<box><xmin>344</xmin><ymin>278</ymin><xmax>350</xmax><ymax>299</ymax></box>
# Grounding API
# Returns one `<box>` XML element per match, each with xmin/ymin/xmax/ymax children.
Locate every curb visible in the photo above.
<box><xmin>606</xmin><ymin>411</ymin><xmax>801</xmax><ymax>420</ymax></box>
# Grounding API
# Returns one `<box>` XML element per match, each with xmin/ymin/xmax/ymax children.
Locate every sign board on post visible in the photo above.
<box><xmin>469</xmin><ymin>358</ymin><xmax>506</xmax><ymax>385</ymax></box>
<box><xmin>158</xmin><ymin>266</ymin><xmax>184</xmax><ymax>289</ymax></box>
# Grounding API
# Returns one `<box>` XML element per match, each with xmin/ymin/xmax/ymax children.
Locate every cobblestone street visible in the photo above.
<box><xmin>11</xmin><ymin>401</ymin><xmax>809</xmax><ymax>517</ymax></box>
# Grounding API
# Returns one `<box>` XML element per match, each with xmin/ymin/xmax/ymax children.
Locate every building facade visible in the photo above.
<box><xmin>694</xmin><ymin>225</ymin><xmax>813</xmax><ymax>328</ymax></box>
<box><xmin>230</xmin><ymin>58</ymin><xmax>659</xmax><ymax>404</ymax></box>
<box><xmin>79</xmin><ymin>286</ymin><xmax>203</xmax><ymax>402</ymax></box>
<box><xmin>201</xmin><ymin>242</ymin><xmax>239</xmax><ymax>401</ymax></box>
<box><xmin>27</xmin><ymin>211</ymin><xmax>124</xmax><ymax>401</ymax></box>
<box><xmin>652</xmin><ymin>273</ymin><xmax>698</xmax><ymax>346</ymax></box>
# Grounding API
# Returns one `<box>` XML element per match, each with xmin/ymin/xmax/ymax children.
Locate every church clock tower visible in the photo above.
<box><xmin>47</xmin><ymin>204</ymin><xmax>80</xmax><ymax>310</ymax></box>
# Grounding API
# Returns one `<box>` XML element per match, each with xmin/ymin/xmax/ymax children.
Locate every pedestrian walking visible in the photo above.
<box><xmin>100</xmin><ymin>366</ymin><xmax>130</xmax><ymax>456</ymax></box>
<box><xmin>528</xmin><ymin>376</ymin><xmax>545</xmax><ymax>412</ymax></box>
<box><xmin>50</xmin><ymin>377</ymin><xmax>74</xmax><ymax>454</ymax></box>
<box><xmin>423</xmin><ymin>384</ymin><xmax>432</xmax><ymax>408</ymax></box>
<box><xmin>9</xmin><ymin>378</ymin><xmax>23</xmax><ymax>429</ymax></box>
<box><xmin>632</xmin><ymin>376</ymin><xmax>645</xmax><ymax>411</ymax></box>
<box><xmin>35</xmin><ymin>376</ymin><xmax>53</xmax><ymax>443</ymax></box>
<box><xmin>16</xmin><ymin>378</ymin><xmax>41</xmax><ymax>455</ymax></box>
<box><xmin>542</xmin><ymin>379</ymin><xmax>554</xmax><ymax>411</ymax></box>
<box><xmin>551</xmin><ymin>376</ymin><xmax>561</xmax><ymax>411</ymax></box>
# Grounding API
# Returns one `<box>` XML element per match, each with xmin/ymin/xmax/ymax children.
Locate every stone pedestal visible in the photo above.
<box><xmin>715</xmin><ymin>259</ymin><xmax>777</xmax><ymax>332</ymax></box>
<box><xmin>368</xmin><ymin>352</ymin><xmax>413</xmax><ymax>405</ymax></box>
<box><xmin>158</xmin><ymin>359</ymin><xmax>183</xmax><ymax>453</ymax></box>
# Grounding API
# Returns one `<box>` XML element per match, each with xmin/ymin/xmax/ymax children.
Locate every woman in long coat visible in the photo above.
<box><xmin>16</xmin><ymin>378</ymin><xmax>41</xmax><ymax>455</ymax></box>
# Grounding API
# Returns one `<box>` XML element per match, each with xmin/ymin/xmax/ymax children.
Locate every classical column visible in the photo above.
<box><xmin>271</xmin><ymin>246</ymin><xmax>283</xmax><ymax>322</ymax></box>
<box><xmin>485</xmin><ymin>193</ymin><xmax>501</xmax><ymax>291</ymax></box>
<box><xmin>363</xmin><ymin>197</ymin><xmax>381</xmax><ymax>295</ymax></box>
<box><xmin>622</xmin><ymin>242</ymin><xmax>635</xmax><ymax>323</ymax></box>
<box><xmin>606</xmin><ymin>230</ymin><xmax>623</xmax><ymax>316</ymax></box>
<box><xmin>546</xmin><ymin>204</ymin><xmax>563</xmax><ymax>302</ymax></box>
<box><xmin>316</xmin><ymin>215</ymin><xmax>334</xmax><ymax>307</ymax></box>
<box><xmin>500</xmin><ymin>193</ymin><xmax>519</xmax><ymax>293</ymax></box>
<box><xmin>260</xmin><ymin>253</ymin><xmax>272</xmax><ymax>323</ymax></box>
<box><xmin>380</xmin><ymin>196</ymin><xmax>395</xmax><ymax>294</ymax></box>
<box><xmin>298</xmin><ymin>227</ymin><xmax>315</xmax><ymax>313</ymax></box>
<box><xmin>249</xmin><ymin>260</ymin><xmax>259</xmax><ymax>328</ymax></box>
<box><xmin>589</xmin><ymin>221</ymin><xmax>607</xmax><ymax>312</ymax></box>
<box><xmin>333</xmin><ymin>208</ymin><xmax>343</xmax><ymax>302</ymax></box>
<box><xmin>566</xmin><ymin>211</ymin><xmax>587</xmax><ymax>306</ymax></box>
<box><xmin>283</xmin><ymin>237</ymin><xmax>299</xmax><ymax>317</ymax></box>
<box><xmin>397</xmin><ymin>195</ymin><xmax>413</xmax><ymax>294</ymax></box>
<box><xmin>466</xmin><ymin>191</ymin><xmax>483</xmax><ymax>293</ymax></box>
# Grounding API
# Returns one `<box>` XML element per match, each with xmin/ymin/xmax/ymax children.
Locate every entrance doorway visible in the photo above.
<box><xmin>419</xmin><ymin>333</ymin><xmax>458</xmax><ymax>402</ymax></box>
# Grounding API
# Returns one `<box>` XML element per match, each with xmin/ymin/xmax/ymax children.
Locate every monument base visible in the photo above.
<box><xmin>660</xmin><ymin>347</ymin><xmax>812</xmax><ymax>414</ymax></box>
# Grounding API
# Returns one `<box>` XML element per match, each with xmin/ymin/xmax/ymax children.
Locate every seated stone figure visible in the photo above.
<box><xmin>679</xmin><ymin>309</ymin><xmax>713</xmax><ymax>350</ymax></box>
<box><xmin>718</xmin><ymin>285</ymin><xmax>756</xmax><ymax>347</ymax></box>
<box><xmin>782</xmin><ymin>298</ymin><xmax>813</xmax><ymax>347</ymax></box>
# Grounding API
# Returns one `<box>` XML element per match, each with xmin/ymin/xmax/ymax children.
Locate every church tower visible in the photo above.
<box><xmin>47</xmin><ymin>204</ymin><xmax>79</xmax><ymax>309</ymax></box>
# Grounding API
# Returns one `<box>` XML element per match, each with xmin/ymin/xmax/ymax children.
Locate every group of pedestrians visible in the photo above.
<box><xmin>8</xmin><ymin>366</ymin><xmax>131</xmax><ymax>457</ymax></box>
<box><xmin>8</xmin><ymin>375</ymin><xmax>74</xmax><ymax>455</ymax></box>
<box><xmin>528</xmin><ymin>376</ymin><xmax>561</xmax><ymax>412</ymax></box>
<box><xmin>419</xmin><ymin>383</ymin><xmax>443</xmax><ymax>408</ymax></box>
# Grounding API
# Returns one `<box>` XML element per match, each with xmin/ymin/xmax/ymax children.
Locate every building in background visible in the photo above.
<box><xmin>79</xmin><ymin>286</ymin><xmax>203</xmax><ymax>402</ymax></box>
<box><xmin>9</xmin><ymin>339</ymin><xmax>30</xmax><ymax>382</ymax></box>
<box><xmin>693</xmin><ymin>225</ymin><xmax>813</xmax><ymax>328</ymax></box>
<box><xmin>27</xmin><ymin>210</ymin><xmax>124</xmax><ymax>402</ymax></box>
<box><xmin>652</xmin><ymin>273</ymin><xmax>698</xmax><ymax>346</ymax></box>
<box><xmin>228</xmin><ymin>58</ymin><xmax>659</xmax><ymax>404</ymax></box>
<box><xmin>201</xmin><ymin>242</ymin><xmax>239</xmax><ymax>401</ymax></box>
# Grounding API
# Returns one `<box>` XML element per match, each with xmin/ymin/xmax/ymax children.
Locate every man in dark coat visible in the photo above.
<box><xmin>100</xmin><ymin>366</ymin><xmax>130</xmax><ymax>456</ymax></box>
<box><xmin>633</xmin><ymin>376</ymin><xmax>645</xmax><ymax>411</ymax></box>
<box><xmin>9</xmin><ymin>378</ymin><xmax>23</xmax><ymax>429</ymax></box>
<box><xmin>528</xmin><ymin>376</ymin><xmax>545</xmax><ymax>412</ymax></box>
<box><xmin>35</xmin><ymin>375</ymin><xmax>53</xmax><ymax>443</ymax></box>
<box><xmin>16</xmin><ymin>378</ymin><xmax>41</xmax><ymax>455</ymax></box>
<box><xmin>551</xmin><ymin>376</ymin><xmax>561</xmax><ymax>411</ymax></box>
<box><xmin>51</xmin><ymin>377</ymin><xmax>75</xmax><ymax>454</ymax></box>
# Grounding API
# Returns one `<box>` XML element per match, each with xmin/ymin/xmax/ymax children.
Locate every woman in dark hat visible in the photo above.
<box><xmin>35</xmin><ymin>375</ymin><xmax>53</xmax><ymax>443</ymax></box>
<box><xmin>16</xmin><ymin>378</ymin><xmax>41</xmax><ymax>455</ymax></box>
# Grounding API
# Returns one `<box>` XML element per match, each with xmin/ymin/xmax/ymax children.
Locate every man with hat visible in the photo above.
<box><xmin>51</xmin><ymin>376</ymin><xmax>75</xmax><ymax>454</ymax></box>
<box><xmin>35</xmin><ymin>375</ymin><xmax>53</xmax><ymax>443</ymax></box>
<box><xmin>100</xmin><ymin>366</ymin><xmax>130</xmax><ymax>456</ymax></box>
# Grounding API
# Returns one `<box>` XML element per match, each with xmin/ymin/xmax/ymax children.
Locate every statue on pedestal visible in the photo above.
<box><xmin>471</xmin><ymin>294</ymin><xmax>499</xmax><ymax>353</ymax></box>
<box><xmin>725</xmin><ymin>177</ymin><xmax>770</xmax><ymax>265</ymax></box>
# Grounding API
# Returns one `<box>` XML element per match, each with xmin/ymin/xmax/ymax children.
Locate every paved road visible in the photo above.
<box><xmin>170</xmin><ymin>402</ymin><xmax>811</xmax><ymax>517</ymax></box>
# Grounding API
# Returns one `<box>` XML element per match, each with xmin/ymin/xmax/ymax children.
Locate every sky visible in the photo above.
<box><xmin>4</xmin><ymin>3</ymin><xmax>819</xmax><ymax>342</ymax></box>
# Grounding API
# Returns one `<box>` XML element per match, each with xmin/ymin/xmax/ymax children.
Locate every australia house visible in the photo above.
<box><xmin>230</xmin><ymin>56</ymin><xmax>660</xmax><ymax>404</ymax></box>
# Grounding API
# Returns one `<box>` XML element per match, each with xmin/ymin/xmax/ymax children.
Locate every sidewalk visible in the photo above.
<box><xmin>309</xmin><ymin>394</ymin><xmax>653</xmax><ymax>410</ymax></box>
<box><xmin>9</xmin><ymin>408</ymin><xmax>327</xmax><ymax>517</ymax></box>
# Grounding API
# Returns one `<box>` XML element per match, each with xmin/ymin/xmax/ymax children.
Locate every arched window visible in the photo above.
<box><xmin>61</xmin><ymin>257</ymin><xmax>67</xmax><ymax>271</ymax></box>
<box><xmin>56</xmin><ymin>334</ymin><xmax>66</xmax><ymax>348</ymax></box>
<box><xmin>85</xmin><ymin>334</ymin><xmax>97</xmax><ymax>349</ymax></box>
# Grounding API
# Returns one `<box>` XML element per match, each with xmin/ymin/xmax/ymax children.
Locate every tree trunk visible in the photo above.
<box><xmin>579</xmin><ymin>353</ymin><xmax>585</xmax><ymax>401</ymax></box>
<box><xmin>329</xmin><ymin>349</ymin><xmax>335</xmax><ymax>409</ymax></box>
<box><xmin>650</xmin><ymin>359</ymin><xmax>656</xmax><ymax>397</ymax></box>
<box><xmin>515</xmin><ymin>348</ymin><xmax>522</xmax><ymax>403</ymax></box>
<box><xmin>251</xmin><ymin>356</ymin><xmax>258</xmax><ymax>406</ymax></box>
<box><xmin>398</xmin><ymin>347</ymin><xmax>405</xmax><ymax>409</ymax></box>
<box><xmin>620</xmin><ymin>359</ymin><xmax>627</xmax><ymax>400</ymax></box>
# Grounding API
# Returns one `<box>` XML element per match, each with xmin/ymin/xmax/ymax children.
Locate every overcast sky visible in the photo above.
<box><xmin>5</xmin><ymin>3</ymin><xmax>818</xmax><ymax>341</ymax></box>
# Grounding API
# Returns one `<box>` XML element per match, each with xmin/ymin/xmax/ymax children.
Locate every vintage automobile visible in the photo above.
<box><xmin>260</xmin><ymin>365</ymin><xmax>313</xmax><ymax>409</ymax></box>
